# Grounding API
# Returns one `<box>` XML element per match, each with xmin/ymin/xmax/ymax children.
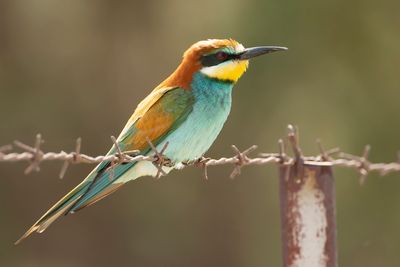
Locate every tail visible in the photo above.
<box><xmin>15</xmin><ymin>161</ymin><xmax>135</xmax><ymax>245</ymax></box>
<box><xmin>15</xmin><ymin>179</ymin><xmax>89</xmax><ymax>245</ymax></box>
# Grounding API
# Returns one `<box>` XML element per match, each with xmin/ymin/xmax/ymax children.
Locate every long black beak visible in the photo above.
<box><xmin>239</xmin><ymin>46</ymin><xmax>288</xmax><ymax>60</ymax></box>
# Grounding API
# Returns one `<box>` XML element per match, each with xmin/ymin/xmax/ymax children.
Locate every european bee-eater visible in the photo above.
<box><xmin>16</xmin><ymin>39</ymin><xmax>287</xmax><ymax>244</ymax></box>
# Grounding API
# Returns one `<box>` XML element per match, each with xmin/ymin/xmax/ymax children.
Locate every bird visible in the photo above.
<box><xmin>16</xmin><ymin>39</ymin><xmax>287</xmax><ymax>244</ymax></box>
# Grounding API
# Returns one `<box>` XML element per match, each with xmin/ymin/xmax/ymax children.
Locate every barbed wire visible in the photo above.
<box><xmin>1</xmin><ymin>125</ymin><xmax>400</xmax><ymax>183</ymax></box>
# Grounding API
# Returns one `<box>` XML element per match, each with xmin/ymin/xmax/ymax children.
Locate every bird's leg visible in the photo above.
<box><xmin>183</xmin><ymin>157</ymin><xmax>211</xmax><ymax>180</ymax></box>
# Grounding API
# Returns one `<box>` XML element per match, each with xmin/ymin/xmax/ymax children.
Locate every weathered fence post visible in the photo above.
<box><xmin>279</xmin><ymin>127</ymin><xmax>337</xmax><ymax>267</ymax></box>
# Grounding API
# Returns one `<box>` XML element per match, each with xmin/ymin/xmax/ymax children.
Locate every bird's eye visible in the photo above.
<box><xmin>215</xmin><ymin>52</ymin><xmax>228</xmax><ymax>61</ymax></box>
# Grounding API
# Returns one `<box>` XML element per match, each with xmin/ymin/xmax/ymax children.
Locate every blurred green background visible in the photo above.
<box><xmin>0</xmin><ymin>0</ymin><xmax>399</xmax><ymax>266</ymax></box>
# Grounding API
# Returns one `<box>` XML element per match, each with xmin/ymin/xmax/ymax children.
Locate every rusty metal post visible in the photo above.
<box><xmin>279</xmin><ymin>126</ymin><xmax>337</xmax><ymax>267</ymax></box>
<box><xmin>279</xmin><ymin>161</ymin><xmax>337</xmax><ymax>267</ymax></box>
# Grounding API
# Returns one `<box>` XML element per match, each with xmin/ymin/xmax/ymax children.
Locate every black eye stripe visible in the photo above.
<box><xmin>201</xmin><ymin>52</ymin><xmax>239</xmax><ymax>67</ymax></box>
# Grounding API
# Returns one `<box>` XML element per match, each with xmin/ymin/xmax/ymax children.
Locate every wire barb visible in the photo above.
<box><xmin>229</xmin><ymin>145</ymin><xmax>257</xmax><ymax>179</ymax></box>
<box><xmin>59</xmin><ymin>137</ymin><xmax>82</xmax><ymax>179</ymax></box>
<box><xmin>287</xmin><ymin>125</ymin><xmax>304</xmax><ymax>177</ymax></box>
<box><xmin>317</xmin><ymin>139</ymin><xmax>329</xmax><ymax>161</ymax></box>
<box><xmin>145</xmin><ymin>137</ymin><xmax>172</xmax><ymax>179</ymax></box>
<box><xmin>276</xmin><ymin>139</ymin><xmax>291</xmax><ymax>181</ymax></box>
<box><xmin>287</xmin><ymin>125</ymin><xmax>302</xmax><ymax>159</ymax></box>
<box><xmin>13</xmin><ymin>134</ymin><xmax>44</xmax><ymax>174</ymax></box>
<box><xmin>358</xmin><ymin>145</ymin><xmax>371</xmax><ymax>185</ymax></box>
<box><xmin>107</xmin><ymin>136</ymin><xmax>142</xmax><ymax>181</ymax></box>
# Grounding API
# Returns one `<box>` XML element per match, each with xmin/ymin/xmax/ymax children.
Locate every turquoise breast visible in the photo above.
<box><xmin>157</xmin><ymin>72</ymin><xmax>234</xmax><ymax>162</ymax></box>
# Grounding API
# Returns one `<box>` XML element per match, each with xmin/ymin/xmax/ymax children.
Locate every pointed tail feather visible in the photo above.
<box><xmin>15</xmin><ymin>180</ymin><xmax>89</xmax><ymax>245</ymax></box>
<box><xmin>15</xmin><ymin>161</ymin><xmax>135</xmax><ymax>245</ymax></box>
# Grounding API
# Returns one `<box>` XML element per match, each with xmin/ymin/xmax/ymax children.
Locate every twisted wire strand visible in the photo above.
<box><xmin>1</xmin><ymin>128</ymin><xmax>400</xmax><ymax>181</ymax></box>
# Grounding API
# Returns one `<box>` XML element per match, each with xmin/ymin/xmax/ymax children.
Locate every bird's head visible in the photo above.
<box><xmin>158</xmin><ymin>39</ymin><xmax>287</xmax><ymax>89</ymax></box>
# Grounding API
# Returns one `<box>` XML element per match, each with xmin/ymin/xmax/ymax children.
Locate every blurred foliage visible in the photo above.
<box><xmin>0</xmin><ymin>0</ymin><xmax>399</xmax><ymax>266</ymax></box>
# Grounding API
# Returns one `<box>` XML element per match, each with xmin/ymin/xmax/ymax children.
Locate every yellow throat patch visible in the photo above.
<box><xmin>200</xmin><ymin>59</ymin><xmax>249</xmax><ymax>82</ymax></box>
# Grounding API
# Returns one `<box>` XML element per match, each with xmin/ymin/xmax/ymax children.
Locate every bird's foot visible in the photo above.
<box><xmin>152</xmin><ymin>154</ymin><xmax>173</xmax><ymax>179</ymax></box>
<box><xmin>188</xmin><ymin>157</ymin><xmax>211</xmax><ymax>180</ymax></box>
